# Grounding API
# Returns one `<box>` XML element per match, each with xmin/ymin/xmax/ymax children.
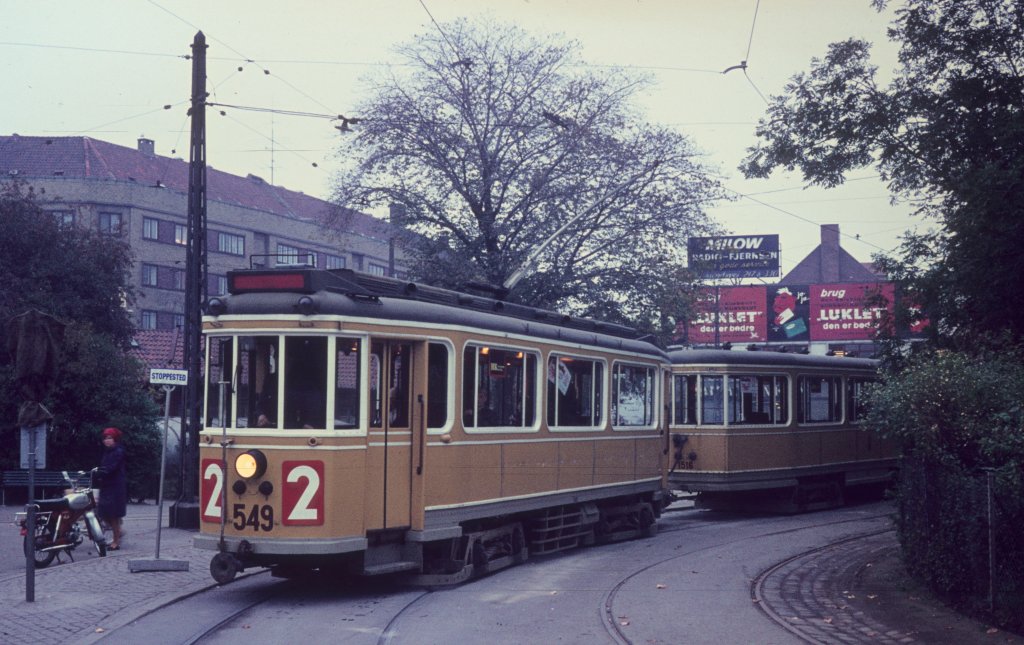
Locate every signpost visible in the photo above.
<box><xmin>128</xmin><ymin>369</ymin><xmax>190</xmax><ymax>572</ymax></box>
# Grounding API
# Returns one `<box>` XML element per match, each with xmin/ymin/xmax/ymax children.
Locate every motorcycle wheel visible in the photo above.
<box><xmin>84</xmin><ymin>516</ymin><xmax>107</xmax><ymax>557</ymax></box>
<box><xmin>24</xmin><ymin>535</ymin><xmax>56</xmax><ymax>568</ymax></box>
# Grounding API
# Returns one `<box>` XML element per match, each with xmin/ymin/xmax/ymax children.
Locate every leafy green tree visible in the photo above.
<box><xmin>0</xmin><ymin>184</ymin><xmax>160</xmax><ymax>498</ymax></box>
<box><xmin>331</xmin><ymin>17</ymin><xmax>722</xmax><ymax>337</ymax></box>
<box><xmin>740</xmin><ymin>0</ymin><xmax>1024</xmax><ymax>347</ymax></box>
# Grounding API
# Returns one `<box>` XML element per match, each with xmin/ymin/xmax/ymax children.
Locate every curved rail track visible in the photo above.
<box><xmin>127</xmin><ymin>505</ymin><xmax>896</xmax><ymax>644</ymax></box>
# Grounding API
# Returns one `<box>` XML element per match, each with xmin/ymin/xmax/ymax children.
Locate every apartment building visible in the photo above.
<box><xmin>0</xmin><ymin>134</ymin><xmax>408</xmax><ymax>333</ymax></box>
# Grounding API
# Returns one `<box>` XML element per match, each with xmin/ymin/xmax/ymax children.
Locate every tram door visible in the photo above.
<box><xmin>367</xmin><ymin>340</ymin><xmax>417</xmax><ymax>530</ymax></box>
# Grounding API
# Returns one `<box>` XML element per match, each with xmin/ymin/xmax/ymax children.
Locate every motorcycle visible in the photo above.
<box><xmin>16</xmin><ymin>470</ymin><xmax>107</xmax><ymax>567</ymax></box>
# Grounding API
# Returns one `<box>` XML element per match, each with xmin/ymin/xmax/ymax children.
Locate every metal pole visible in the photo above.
<box><xmin>154</xmin><ymin>385</ymin><xmax>175</xmax><ymax>559</ymax></box>
<box><xmin>24</xmin><ymin>426</ymin><xmax>37</xmax><ymax>602</ymax></box>
<box><xmin>714</xmin><ymin>284</ymin><xmax>721</xmax><ymax>349</ymax></box>
<box><xmin>986</xmin><ymin>468</ymin><xmax>995</xmax><ymax>614</ymax></box>
<box><xmin>172</xmin><ymin>30</ymin><xmax>207</xmax><ymax>529</ymax></box>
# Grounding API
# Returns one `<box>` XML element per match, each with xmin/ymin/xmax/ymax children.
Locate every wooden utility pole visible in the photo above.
<box><xmin>171</xmin><ymin>31</ymin><xmax>207</xmax><ymax>529</ymax></box>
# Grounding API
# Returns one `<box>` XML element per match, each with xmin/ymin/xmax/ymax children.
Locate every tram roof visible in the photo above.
<box><xmin>667</xmin><ymin>348</ymin><xmax>879</xmax><ymax>371</ymax></box>
<box><xmin>210</xmin><ymin>268</ymin><xmax>666</xmax><ymax>358</ymax></box>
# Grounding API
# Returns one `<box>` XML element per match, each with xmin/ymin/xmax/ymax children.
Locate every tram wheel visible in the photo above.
<box><xmin>471</xmin><ymin>540</ymin><xmax>488</xmax><ymax>575</ymax></box>
<box><xmin>511</xmin><ymin>524</ymin><xmax>527</xmax><ymax>564</ymax></box>
<box><xmin>210</xmin><ymin>552</ymin><xmax>240</xmax><ymax>585</ymax></box>
<box><xmin>639</xmin><ymin>505</ymin><xmax>658</xmax><ymax>538</ymax></box>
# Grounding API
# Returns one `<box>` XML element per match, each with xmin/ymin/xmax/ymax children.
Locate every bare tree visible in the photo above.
<box><xmin>331</xmin><ymin>17</ymin><xmax>722</xmax><ymax>334</ymax></box>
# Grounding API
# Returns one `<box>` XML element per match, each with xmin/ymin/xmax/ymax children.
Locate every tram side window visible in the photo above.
<box><xmin>334</xmin><ymin>339</ymin><xmax>361</xmax><ymax>429</ymax></box>
<box><xmin>847</xmin><ymin>377</ymin><xmax>874</xmax><ymax>423</ymax></box>
<box><xmin>672</xmin><ymin>374</ymin><xmax>698</xmax><ymax>425</ymax></box>
<box><xmin>797</xmin><ymin>376</ymin><xmax>842</xmax><ymax>423</ymax></box>
<box><xmin>727</xmin><ymin>375</ymin><xmax>788</xmax><ymax>425</ymax></box>
<box><xmin>463</xmin><ymin>345</ymin><xmax>536</xmax><ymax>428</ymax></box>
<box><xmin>612</xmin><ymin>363</ymin><xmax>655</xmax><ymax>427</ymax></box>
<box><xmin>206</xmin><ymin>337</ymin><xmax>234</xmax><ymax>429</ymax></box>
<box><xmin>284</xmin><ymin>336</ymin><xmax>328</xmax><ymax>429</ymax></box>
<box><xmin>701</xmin><ymin>375</ymin><xmax>724</xmax><ymax>425</ymax></box>
<box><xmin>236</xmin><ymin>336</ymin><xmax>280</xmax><ymax>428</ymax></box>
<box><xmin>547</xmin><ymin>355</ymin><xmax>604</xmax><ymax>428</ymax></box>
<box><xmin>427</xmin><ymin>343</ymin><xmax>449</xmax><ymax>428</ymax></box>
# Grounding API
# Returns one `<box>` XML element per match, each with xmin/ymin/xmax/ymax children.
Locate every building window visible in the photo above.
<box><xmin>215</xmin><ymin>275</ymin><xmax>229</xmax><ymax>295</ymax></box>
<box><xmin>324</xmin><ymin>254</ymin><xmax>346</xmax><ymax>270</ymax></box>
<box><xmin>367</xmin><ymin>262</ymin><xmax>387</xmax><ymax>277</ymax></box>
<box><xmin>217</xmin><ymin>232</ymin><xmax>245</xmax><ymax>256</ymax></box>
<box><xmin>51</xmin><ymin>211</ymin><xmax>75</xmax><ymax>227</ymax></box>
<box><xmin>174</xmin><ymin>224</ymin><xmax>187</xmax><ymax>245</ymax></box>
<box><xmin>173</xmin><ymin>269</ymin><xmax>185</xmax><ymax>291</ymax></box>
<box><xmin>99</xmin><ymin>212</ymin><xmax>122</xmax><ymax>235</ymax></box>
<box><xmin>143</xmin><ymin>217</ymin><xmax>159</xmax><ymax>240</ymax></box>
<box><xmin>277</xmin><ymin>244</ymin><xmax>301</xmax><ymax>266</ymax></box>
<box><xmin>141</xmin><ymin>264</ymin><xmax>158</xmax><ymax>287</ymax></box>
<box><xmin>174</xmin><ymin>313</ymin><xmax>185</xmax><ymax>329</ymax></box>
<box><xmin>140</xmin><ymin>310</ymin><xmax>157</xmax><ymax>330</ymax></box>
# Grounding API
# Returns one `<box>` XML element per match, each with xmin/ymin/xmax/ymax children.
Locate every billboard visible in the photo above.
<box><xmin>685</xmin><ymin>286</ymin><xmax>768</xmax><ymax>345</ymax></box>
<box><xmin>767</xmin><ymin>285</ymin><xmax>811</xmax><ymax>342</ymax></box>
<box><xmin>687</xmin><ymin>235</ymin><xmax>780</xmax><ymax>279</ymax></box>
<box><xmin>809</xmin><ymin>282</ymin><xmax>895</xmax><ymax>341</ymax></box>
<box><xmin>682</xmin><ymin>282</ymin><xmax>897</xmax><ymax>345</ymax></box>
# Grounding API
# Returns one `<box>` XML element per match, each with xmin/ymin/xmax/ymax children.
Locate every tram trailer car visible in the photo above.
<box><xmin>666</xmin><ymin>349</ymin><xmax>897</xmax><ymax>512</ymax></box>
<box><xmin>195</xmin><ymin>267</ymin><xmax>670</xmax><ymax>584</ymax></box>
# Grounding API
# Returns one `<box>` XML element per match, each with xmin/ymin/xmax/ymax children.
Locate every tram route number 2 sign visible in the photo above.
<box><xmin>201</xmin><ymin>459</ymin><xmax>325</xmax><ymax>528</ymax></box>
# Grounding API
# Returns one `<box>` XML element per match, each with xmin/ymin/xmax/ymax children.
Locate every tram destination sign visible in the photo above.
<box><xmin>688</xmin><ymin>234</ymin><xmax>781</xmax><ymax>279</ymax></box>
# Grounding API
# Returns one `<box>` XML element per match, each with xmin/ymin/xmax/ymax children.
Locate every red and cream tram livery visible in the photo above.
<box><xmin>195</xmin><ymin>268</ymin><xmax>669</xmax><ymax>583</ymax></box>
<box><xmin>666</xmin><ymin>349</ymin><xmax>897</xmax><ymax>511</ymax></box>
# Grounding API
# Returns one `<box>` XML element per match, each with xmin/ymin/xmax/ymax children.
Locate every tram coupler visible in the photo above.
<box><xmin>210</xmin><ymin>552</ymin><xmax>243</xmax><ymax>585</ymax></box>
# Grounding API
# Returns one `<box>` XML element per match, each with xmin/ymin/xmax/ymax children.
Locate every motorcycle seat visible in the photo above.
<box><xmin>33</xmin><ymin>498</ymin><xmax>71</xmax><ymax>512</ymax></box>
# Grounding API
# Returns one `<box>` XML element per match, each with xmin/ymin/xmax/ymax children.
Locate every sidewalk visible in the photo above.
<box><xmin>0</xmin><ymin>505</ymin><xmax>229</xmax><ymax>645</ymax></box>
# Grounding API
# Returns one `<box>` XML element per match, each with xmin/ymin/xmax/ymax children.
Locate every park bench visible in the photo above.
<box><xmin>1</xmin><ymin>470</ymin><xmax>78</xmax><ymax>505</ymax></box>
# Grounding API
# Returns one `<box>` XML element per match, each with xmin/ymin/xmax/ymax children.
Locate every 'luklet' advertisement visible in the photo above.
<box><xmin>684</xmin><ymin>286</ymin><xmax>767</xmax><ymax>345</ymax></box>
<box><xmin>809</xmin><ymin>282</ymin><xmax>895</xmax><ymax>341</ymax></box>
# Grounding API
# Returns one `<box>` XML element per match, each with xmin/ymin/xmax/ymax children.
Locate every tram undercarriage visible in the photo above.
<box><xmin>212</xmin><ymin>497</ymin><xmax>662</xmax><ymax>586</ymax></box>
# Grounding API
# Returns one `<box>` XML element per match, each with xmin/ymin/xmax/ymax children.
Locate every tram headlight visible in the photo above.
<box><xmin>235</xmin><ymin>450</ymin><xmax>267</xmax><ymax>479</ymax></box>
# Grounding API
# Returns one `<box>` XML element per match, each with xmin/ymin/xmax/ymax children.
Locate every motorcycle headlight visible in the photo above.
<box><xmin>234</xmin><ymin>450</ymin><xmax>267</xmax><ymax>480</ymax></box>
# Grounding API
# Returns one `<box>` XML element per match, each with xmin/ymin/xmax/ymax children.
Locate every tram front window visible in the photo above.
<box><xmin>206</xmin><ymin>337</ymin><xmax>234</xmax><ymax>429</ymax></box>
<box><xmin>237</xmin><ymin>336</ymin><xmax>279</xmax><ymax>428</ymax></box>
<box><xmin>284</xmin><ymin>336</ymin><xmax>328</xmax><ymax>429</ymax></box>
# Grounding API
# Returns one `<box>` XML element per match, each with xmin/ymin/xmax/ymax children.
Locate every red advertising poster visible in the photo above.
<box><xmin>686</xmin><ymin>286</ymin><xmax>768</xmax><ymax>345</ymax></box>
<box><xmin>809</xmin><ymin>283</ymin><xmax>895</xmax><ymax>341</ymax></box>
<box><xmin>767</xmin><ymin>285</ymin><xmax>811</xmax><ymax>342</ymax></box>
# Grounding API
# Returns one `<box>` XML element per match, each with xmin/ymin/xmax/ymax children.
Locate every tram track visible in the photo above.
<box><xmin>750</xmin><ymin>527</ymin><xmax>897</xmax><ymax>645</ymax></box>
<box><xmin>128</xmin><ymin>506</ymin><xmax>892</xmax><ymax>644</ymax></box>
<box><xmin>601</xmin><ymin>510</ymin><xmax>893</xmax><ymax>644</ymax></box>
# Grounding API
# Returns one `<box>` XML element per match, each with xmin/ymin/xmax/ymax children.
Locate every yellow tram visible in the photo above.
<box><xmin>666</xmin><ymin>348</ymin><xmax>897</xmax><ymax>511</ymax></box>
<box><xmin>194</xmin><ymin>267</ymin><xmax>669</xmax><ymax>583</ymax></box>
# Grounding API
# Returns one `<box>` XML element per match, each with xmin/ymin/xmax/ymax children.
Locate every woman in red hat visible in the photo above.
<box><xmin>96</xmin><ymin>427</ymin><xmax>127</xmax><ymax>549</ymax></box>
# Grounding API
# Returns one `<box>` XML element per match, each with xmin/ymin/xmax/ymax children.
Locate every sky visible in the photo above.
<box><xmin>2</xmin><ymin>0</ymin><xmax>922</xmax><ymax>277</ymax></box>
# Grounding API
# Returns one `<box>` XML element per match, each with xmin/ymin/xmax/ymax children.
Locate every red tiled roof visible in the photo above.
<box><xmin>0</xmin><ymin>134</ymin><xmax>391</xmax><ymax>239</ymax></box>
<box><xmin>131</xmin><ymin>329</ymin><xmax>185</xmax><ymax>373</ymax></box>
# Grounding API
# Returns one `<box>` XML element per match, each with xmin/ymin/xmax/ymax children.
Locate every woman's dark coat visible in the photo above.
<box><xmin>97</xmin><ymin>443</ymin><xmax>127</xmax><ymax>519</ymax></box>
